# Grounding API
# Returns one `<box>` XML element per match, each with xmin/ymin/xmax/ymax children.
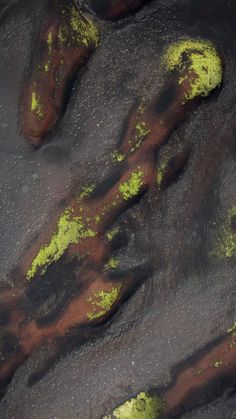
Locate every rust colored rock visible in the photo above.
<box><xmin>162</xmin><ymin>332</ymin><xmax>236</xmax><ymax>417</ymax></box>
<box><xmin>88</xmin><ymin>0</ymin><xmax>148</xmax><ymax>20</ymax></box>
<box><xmin>19</xmin><ymin>0</ymin><xmax>99</xmax><ymax>147</ymax></box>
<box><xmin>0</xmin><ymin>66</ymin><xmax>213</xmax><ymax>386</ymax></box>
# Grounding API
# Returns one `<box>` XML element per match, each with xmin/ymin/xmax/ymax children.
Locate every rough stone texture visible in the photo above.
<box><xmin>0</xmin><ymin>0</ymin><xmax>236</xmax><ymax>418</ymax></box>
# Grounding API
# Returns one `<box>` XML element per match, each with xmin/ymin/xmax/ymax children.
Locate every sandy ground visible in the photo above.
<box><xmin>0</xmin><ymin>0</ymin><xmax>236</xmax><ymax>417</ymax></box>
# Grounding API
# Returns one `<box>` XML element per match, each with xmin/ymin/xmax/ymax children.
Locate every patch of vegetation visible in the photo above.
<box><xmin>119</xmin><ymin>169</ymin><xmax>144</xmax><ymax>200</ymax></box>
<box><xmin>103</xmin><ymin>392</ymin><xmax>166</xmax><ymax>419</ymax></box>
<box><xmin>165</xmin><ymin>38</ymin><xmax>223</xmax><ymax>100</ymax></box>
<box><xmin>87</xmin><ymin>286</ymin><xmax>121</xmax><ymax>321</ymax></box>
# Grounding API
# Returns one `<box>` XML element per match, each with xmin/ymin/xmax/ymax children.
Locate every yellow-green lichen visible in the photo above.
<box><xmin>135</xmin><ymin>121</ymin><xmax>150</xmax><ymax>138</ymax></box>
<box><xmin>119</xmin><ymin>169</ymin><xmax>144</xmax><ymax>200</ymax></box>
<box><xmin>112</xmin><ymin>151</ymin><xmax>126</xmax><ymax>163</ymax></box>
<box><xmin>193</xmin><ymin>368</ymin><xmax>205</xmax><ymax>377</ymax></box>
<box><xmin>70</xmin><ymin>6</ymin><xmax>99</xmax><ymax>46</ymax></box>
<box><xmin>101</xmin><ymin>202</ymin><xmax>117</xmax><ymax>217</ymax></box>
<box><xmin>156</xmin><ymin>171</ymin><xmax>164</xmax><ymax>187</ymax></box>
<box><xmin>105</xmin><ymin>257</ymin><xmax>119</xmax><ymax>270</ymax></box>
<box><xmin>58</xmin><ymin>6</ymin><xmax>99</xmax><ymax>48</ymax></box>
<box><xmin>227</xmin><ymin>322</ymin><xmax>236</xmax><ymax>335</ymax></box>
<box><xmin>79</xmin><ymin>184</ymin><xmax>95</xmax><ymax>200</ymax></box>
<box><xmin>103</xmin><ymin>392</ymin><xmax>166</xmax><ymax>419</ymax></box>
<box><xmin>31</xmin><ymin>92</ymin><xmax>44</xmax><ymax>119</ymax></box>
<box><xmin>165</xmin><ymin>39</ymin><xmax>223</xmax><ymax>100</ymax></box>
<box><xmin>229</xmin><ymin>340</ymin><xmax>236</xmax><ymax>349</ymax></box>
<box><xmin>138</xmin><ymin>101</ymin><xmax>146</xmax><ymax>115</ymax></box>
<box><xmin>227</xmin><ymin>322</ymin><xmax>236</xmax><ymax>349</ymax></box>
<box><xmin>130</xmin><ymin>121</ymin><xmax>150</xmax><ymax>153</ymax></box>
<box><xmin>106</xmin><ymin>227</ymin><xmax>119</xmax><ymax>241</ymax></box>
<box><xmin>27</xmin><ymin>209</ymin><xmax>96</xmax><ymax>280</ymax></box>
<box><xmin>58</xmin><ymin>25</ymin><xmax>67</xmax><ymax>45</ymax></box>
<box><xmin>87</xmin><ymin>286</ymin><xmax>121</xmax><ymax>321</ymax></box>
<box><xmin>215</xmin><ymin>207</ymin><xmax>236</xmax><ymax>259</ymax></box>
<box><xmin>47</xmin><ymin>32</ymin><xmax>53</xmax><ymax>52</ymax></box>
<box><xmin>44</xmin><ymin>61</ymin><xmax>50</xmax><ymax>73</ymax></box>
<box><xmin>213</xmin><ymin>360</ymin><xmax>224</xmax><ymax>368</ymax></box>
<box><xmin>156</xmin><ymin>156</ymin><xmax>169</xmax><ymax>188</ymax></box>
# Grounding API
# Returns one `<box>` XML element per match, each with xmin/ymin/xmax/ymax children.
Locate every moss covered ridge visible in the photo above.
<box><xmin>58</xmin><ymin>5</ymin><xmax>99</xmax><ymax>48</ymax></box>
<box><xmin>87</xmin><ymin>286</ymin><xmax>121</xmax><ymax>321</ymax></box>
<box><xmin>31</xmin><ymin>91</ymin><xmax>44</xmax><ymax>119</ymax></box>
<box><xmin>105</xmin><ymin>257</ymin><xmax>119</xmax><ymax>270</ymax></box>
<box><xmin>103</xmin><ymin>392</ymin><xmax>165</xmax><ymax>419</ymax></box>
<box><xmin>27</xmin><ymin>208</ymin><xmax>96</xmax><ymax>280</ymax></box>
<box><xmin>216</xmin><ymin>206</ymin><xmax>236</xmax><ymax>258</ymax></box>
<box><xmin>156</xmin><ymin>155</ymin><xmax>169</xmax><ymax>188</ymax></box>
<box><xmin>119</xmin><ymin>169</ymin><xmax>144</xmax><ymax>200</ymax></box>
<box><xmin>26</xmin><ymin>165</ymin><xmax>144</xmax><ymax>281</ymax></box>
<box><xmin>165</xmin><ymin>38</ymin><xmax>223</xmax><ymax>100</ymax></box>
<box><xmin>106</xmin><ymin>227</ymin><xmax>119</xmax><ymax>241</ymax></box>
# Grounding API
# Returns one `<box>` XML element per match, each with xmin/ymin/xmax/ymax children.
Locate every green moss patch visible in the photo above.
<box><xmin>27</xmin><ymin>209</ymin><xmax>96</xmax><ymax>280</ymax></box>
<box><xmin>156</xmin><ymin>155</ymin><xmax>169</xmax><ymax>188</ymax></box>
<box><xmin>112</xmin><ymin>151</ymin><xmax>126</xmax><ymax>162</ymax></box>
<box><xmin>58</xmin><ymin>6</ymin><xmax>99</xmax><ymax>48</ymax></box>
<box><xmin>87</xmin><ymin>286</ymin><xmax>121</xmax><ymax>321</ymax></box>
<box><xmin>227</xmin><ymin>321</ymin><xmax>236</xmax><ymax>335</ymax></box>
<box><xmin>106</xmin><ymin>227</ymin><xmax>119</xmax><ymax>242</ymax></box>
<box><xmin>79</xmin><ymin>184</ymin><xmax>95</xmax><ymax>200</ymax></box>
<box><xmin>31</xmin><ymin>91</ymin><xmax>44</xmax><ymax>119</ymax></box>
<box><xmin>103</xmin><ymin>392</ymin><xmax>165</xmax><ymax>419</ymax></box>
<box><xmin>215</xmin><ymin>206</ymin><xmax>236</xmax><ymax>259</ymax></box>
<box><xmin>130</xmin><ymin>121</ymin><xmax>150</xmax><ymax>153</ymax></box>
<box><xmin>104</xmin><ymin>257</ymin><xmax>119</xmax><ymax>270</ymax></box>
<box><xmin>47</xmin><ymin>32</ymin><xmax>53</xmax><ymax>52</ymax></box>
<box><xmin>119</xmin><ymin>169</ymin><xmax>144</xmax><ymax>200</ymax></box>
<box><xmin>165</xmin><ymin>38</ymin><xmax>223</xmax><ymax>100</ymax></box>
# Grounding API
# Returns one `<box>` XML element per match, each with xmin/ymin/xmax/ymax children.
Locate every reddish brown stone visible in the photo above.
<box><xmin>19</xmin><ymin>0</ymin><xmax>99</xmax><ymax>146</ymax></box>
<box><xmin>1</xmin><ymin>70</ymin><xmax>207</xmax><ymax>387</ymax></box>
<box><xmin>88</xmin><ymin>0</ymin><xmax>148</xmax><ymax>20</ymax></box>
